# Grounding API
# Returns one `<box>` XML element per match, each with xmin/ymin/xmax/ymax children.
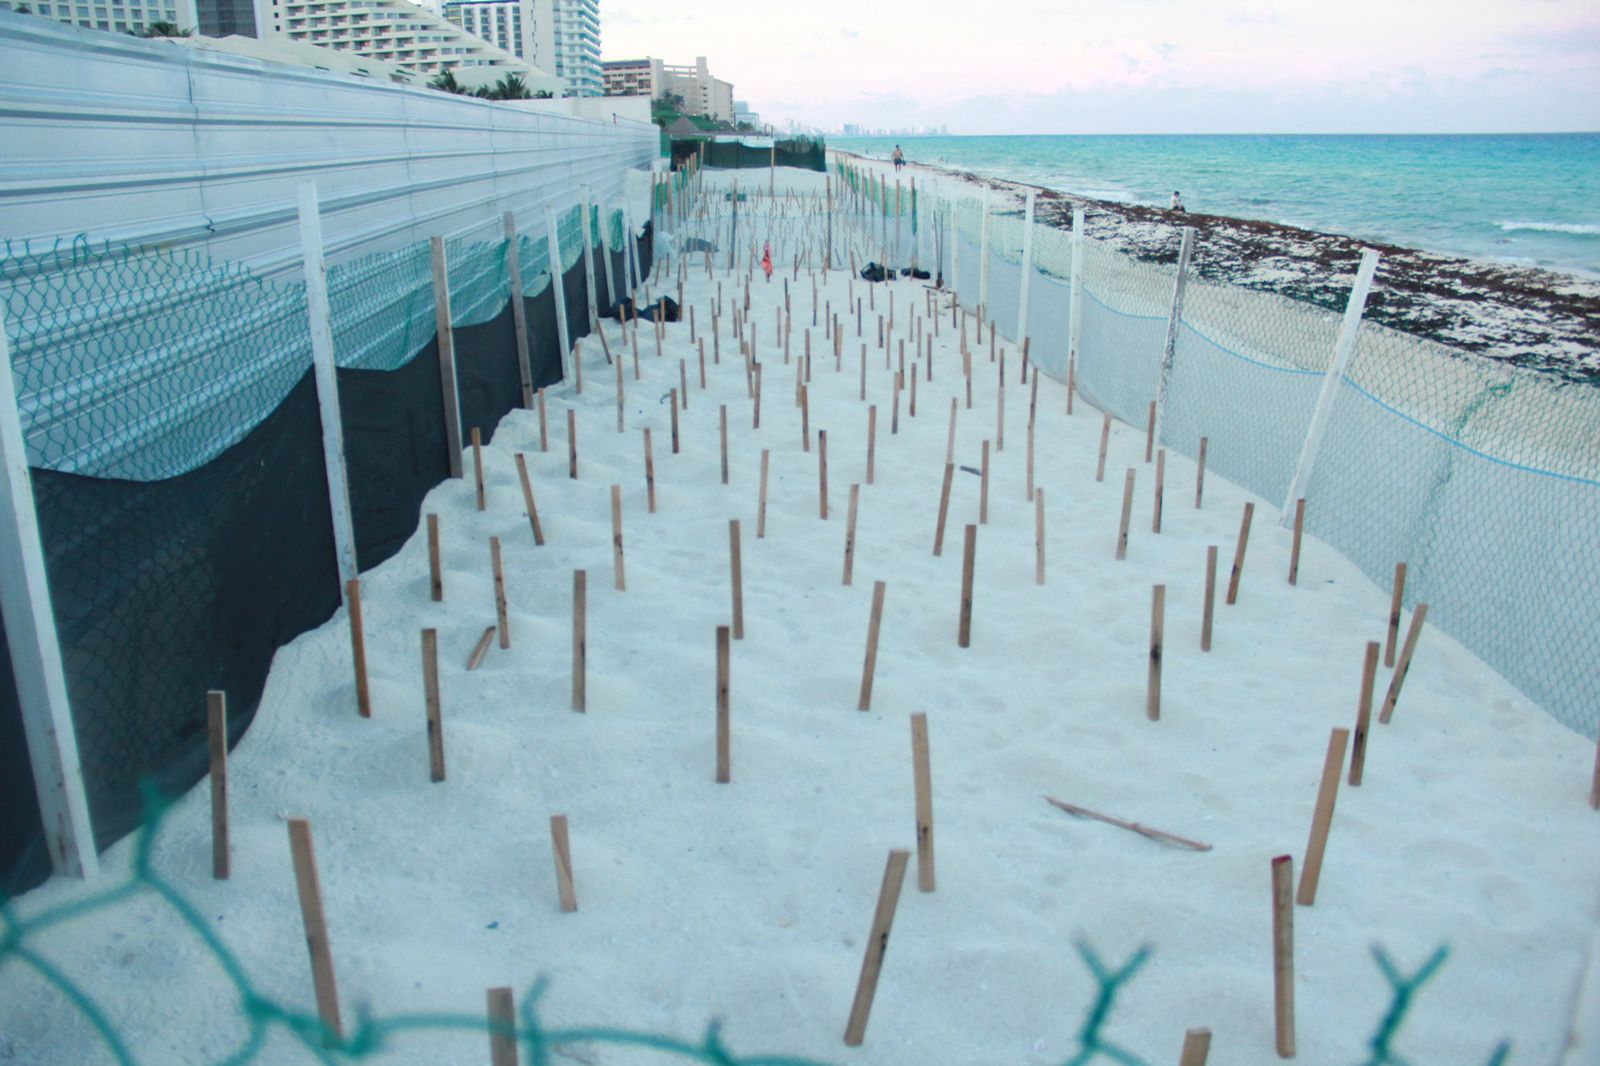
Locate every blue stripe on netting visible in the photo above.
<box><xmin>1178</xmin><ymin>322</ymin><xmax>1324</xmax><ymax>377</ymax></box>
<box><xmin>1340</xmin><ymin>378</ymin><xmax>1600</xmax><ymax>489</ymax></box>
<box><xmin>1082</xmin><ymin>287</ymin><xmax>1165</xmax><ymax>323</ymax></box>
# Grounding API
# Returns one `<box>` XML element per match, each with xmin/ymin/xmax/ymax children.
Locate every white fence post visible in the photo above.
<box><xmin>1151</xmin><ymin>226</ymin><xmax>1196</xmax><ymax>450</ymax></box>
<box><xmin>545</xmin><ymin>204</ymin><xmax>573</xmax><ymax>385</ymax></box>
<box><xmin>1068</xmin><ymin>206</ymin><xmax>1085</xmax><ymax>386</ymax></box>
<box><xmin>428</xmin><ymin>235</ymin><xmax>466</xmax><ymax>479</ymax></box>
<box><xmin>1016</xmin><ymin>190</ymin><xmax>1036</xmax><ymax>351</ymax></box>
<box><xmin>0</xmin><ymin>319</ymin><xmax>98</xmax><ymax>879</ymax></box>
<box><xmin>295</xmin><ymin>182</ymin><xmax>359</xmax><ymax>596</ymax></box>
<box><xmin>979</xmin><ymin>186</ymin><xmax>992</xmax><ymax>316</ymax></box>
<box><xmin>597</xmin><ymin>194</ymin><xmax>619</xmax><ymax>315</ymax></box>
<box><xmin>580</xmin><ymin>187</ymin><xmax>600</xmax><ymax>334</ymax></box>
<box><xmin>623</xmin><ymin>194</ymin><xmax>645</xmax><ymax>302</ymax></box>
<box><xmin>1280</xmin><ymin>248</ymin><xmax>1381</xmax><ymax>524</ymax></box>
<box><xmin>503</xmin><ymin>210</ymin><xmax>534</xmax><ymax>409</ymax></box>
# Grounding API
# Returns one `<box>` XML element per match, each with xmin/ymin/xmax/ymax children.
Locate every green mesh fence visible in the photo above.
<box><xmin>0</xmin><ymin>787</ymin><xmax>1503</xmax><ymax>1065</ymax></box>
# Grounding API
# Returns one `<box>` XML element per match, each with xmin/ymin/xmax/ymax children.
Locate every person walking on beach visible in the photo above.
<box><xmin>1170</xmin><ymin>191</ymin><xmax>1185</xmax><ymax>212</ymax></box>
<box><xmin>892</xmin><ymin>145</ymin><xmax>905</xmax><ymax>171</ymax></box>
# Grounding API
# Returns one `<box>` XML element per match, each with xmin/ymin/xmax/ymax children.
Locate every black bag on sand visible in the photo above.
<box><xmin>860</xmin><ymin>262</ymin><xmax>889</xmax><ymax>282</ymax></box>
<box><xmin>900</xmin><ymin>267</ymin><xmax>932</xmax><ymax>280</ymax></box>
<box><xmin>609</xmin><ymin>296</ymin><xmax>681</xmax><ymax>322</ymax></box>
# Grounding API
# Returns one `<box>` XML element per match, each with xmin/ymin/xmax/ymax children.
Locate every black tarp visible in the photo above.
<box><xmin>675</xmin><ymin>138</ymin><xmax>826</xmax><ymax>173</ymax></box>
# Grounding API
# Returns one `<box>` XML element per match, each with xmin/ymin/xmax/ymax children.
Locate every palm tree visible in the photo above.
<box><xmin>488</xmin><ymin>73</ymin><xmax>532</xmax><ymax>100</ymax></box>
<box><xmin>428</xmin><ymin>68</ymin><xmax>467</xmax><ymax>94</ymax></box>
<box><xmin>138</xmin><ymin>20</ymin><xmax>189</xmax><ymax>36</ymax></box>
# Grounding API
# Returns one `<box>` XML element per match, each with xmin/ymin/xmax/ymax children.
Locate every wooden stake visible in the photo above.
<box><xmin>729</xmin><ymin>519</ymin><xmax>744</xmax><ymax>639</ymax></box>
<box><xmin>819</xmin><ymin>430</ymin><xmax>829</xmax><ymax>519</ymax></box>
<box><xmin>489</xmin><ymin>537</ymin><xmax>510</xmax><ymax>648</ymax></box>
<box><xmin>720</xmin><ymin>404</ymin><xmax>729</xmax><ymax>484</ymax></box>
<box><xmin>1096</xmin><ymin>414</ymin><xmax>1111</xmax><ymax>482</ymax></box>
<box><xmin>1153</xmin><ymin>449</ymin><xmax>1166</xmax><ymax>533</ymax></box>
<box><xmin>1195</xmin><ymin>435</ymin><xmax>1207</xmax><ymax>508</ymax></box>
<box><xmin>979</xmin><ymin>440</ymin><xmax>990</xmax><ymax>524</ymax></box>
<box><xmin>466</xmin><ymin>625</ymin><xmax>495</xmax><ymax>671</ymax></box>
<box><xmin>550</xmin><ymin>814</ymin><xmax>577</xmax><ymax>912</ymax></box>
<box><xmin>842</xmin><ymin>849</ymin><xmax>911</xmax><ymax>1047</ymax></box>
<box><xmin>716</xmin><ymin>625</ymin><xmax>731</xmax><ymax>783</ymax></box>
<box><xmin>1043</xmin><ymin>796</ymin><xmax>1212</xmax><ymax>851</ymax></box>
<box><xmin>867</xmin><ymin>406</ymin><xmax>878</xmax><ymax>485</ymax></box>
<box><xmin>514</xmin><ymin>454</ymin><xmax>546</xmax><ymax>546</ymax></box>
<box><xmin>615</xmin><ymin>357</ymin><xmax>626</xmax><ymax>432</ymax></box>
<box><xmin>471</xmin><ymin>427</ymin><xmax>486</xmax><ymax>510</ymax></box>
<box><xmin>1296</xmin><ymin>727</ymin><xmax>1350</xmax><ymax>906</ymax></box>
<box><xmin>1288</xmin><ymin>498</ymin><xmax>1306</xmax><ymax>584</ymax></box>
<box><xmin>346</xmin><ymin>579</ymin><xmax>371</xmax><ymax>718</ymax></box>
<box><xmin>1385</xmin><ymin>562</ymin><xmax>1407</xmax><ymax>667</ymax></box>
<box><xmin>857</xmin><ymin>579</ymin><xmax>887</xmax><ymax>710</ymax></box>
<box><xmin>1035</xmin><ymin>488</ymin><xmax>1046</xmax><ymax>585</ymax></box>
<box><xmin>422</xmin><ymin>628</ymin><xmax>445</xmax><ymax>782</ymax></box>
<box><xmin>1179</xmin><ymin>1029</ymin><xmax>1212</xmax><ymax>1066</ymax></box>
<box><xmin>801</xmin><ymin>385</ymin><xmax>811</xmax><ymax>451</ymax></box>
<box><xmin>933</xmin><ymin>461</ymin><xmax>955</xmax><ymax>556</ymax></box>
<box><xmin>670</xmin><ymin>389</ymin><xmax>681</xmax><ymax>453</ymax></box>
<box><xmin>1349</xmin><ymin>641</ymin><xmax>1379</xmax><ymax>786</ymax></box>
<box><xmin>567</xmin><ymin>409</ymin><xmax>578</xmax><ymax>479</ymax></box>
<box><xmin>843</xmin><ymin>484</ymin><xmax>860</xmax><ymax>585</ymax></box>
<box><xmin>208</xmin><ymin>690</ymin><xmax>229</xmax><ymax>880</ymax></box>
<box><xmin>1226</xmin><ymin>502</ymin><xmax>1254</xmax><ymax>604</ymax></box>
<box><xmin>1026</xmin><ymin>421</ymin><xmax>1035</xmax><ymax>502</ymax></box>
<box><xmin>757</xmin><ymin>449</ymin><xmax>770</xmax><ymax>538</ymax></box>
<box><xmin>488</xmin><ymin>986</ymin><xmax>517</xmax><ymax>1066</ymax></box>
<box><xmin>287</xmin><ymin>818</ymin><xmax>342</xmax><ymax>1045</ymax></box>
<box><xmin>571</xmin><ymin>570</ymin><xmax>586</xmax><ymax>712</ymax></box>
<box><xmin>1116</xmin><ymin>468</ymin><xmax>1136</xmax><ymax>560</ymax></box>
<box><xmin>538</xmin><ymin>389</ymin><xmax>548</xmax><ymax>452</ymax></box>
<box><xmin>1144</xmin><ymin>400</ymin><xmax>1156</xmax><ymax>462</ymax></box>
<box><xmin>643</xmin><ymin>429</ymin><xmax>657</xmax><ymax>513</ymax></box>
<box><xmin>910</xmin><ymin>713</ymin><xmax>934</xmax><ymax>891</ymax></box>
<box><xmin>1272</xmin><ymin>854</ymin><xmax>1295</xmax><ymax>1058</ymax></box>
<box><xmin>958</xmin><ymin>524</ymin><xmax>977</xmax><ymax>648</ymax></box>
<box><xmin>753</xmin><ymin>363</ymin><xmax>763</xmax><ymax>429</ymax></box>
<box><xmin>996</xmin><ymin>363</ymin><xmax>1004</xmax><ymax>451</ymax></box>
<box><xmin>427</xmin><ymin>513</ymin><xmax>443</xmax><ymax>600</ymax></box>
<box><xmin>699</xmin><ymin>339</ymin><xmax>707</xmax><ymax>388</ymax></box>
<box><xmin>611</xmin><ymin>485</ymin><xmax>625</xmax><ymax>591</ymax></box>
<box><xmin>1148</xmin><ymin>585</ymin><xmax>1165</xmax><ymax>721</ymax></box>
<box><xmin>945</xmin><ymin>397</ymin><xmax>957</xmax><ymax>465</ymax></box>
<box><xmin>1378</xmin><ymin>603</ymin><xmax>1429</xmax><ymax>725</ymax></box>
<box><xmin>1202</xmin><ymin>546</ymin><xmax>1217</xmax><ymax>652</ymax></box>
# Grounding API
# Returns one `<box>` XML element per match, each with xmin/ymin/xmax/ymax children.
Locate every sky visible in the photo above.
<box><xmin>599</xmin><ymin>0</ymin><xmax>1600</xmax><ymax>134</ymax></box>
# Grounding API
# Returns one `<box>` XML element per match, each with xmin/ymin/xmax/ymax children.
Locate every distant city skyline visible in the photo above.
<box><xmin>601</xmin><ymin>0</ymin><xmax>1599</xmax><ymax>135</ymax></box>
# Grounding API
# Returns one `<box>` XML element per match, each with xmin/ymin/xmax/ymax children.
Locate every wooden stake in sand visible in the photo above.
<box><xmin>287</xmin><ymin>818</ymin><xmax>343</xmax><ymax>1045</ymax></box>
<box><xmin>758</xmin><ymin>449</ymin><xmax>770</xmax><ymax>538</ymax></box>
<box><xmin>471</xmin><ymin>427</ymin><xmax>486</xmax><ymax>510</ymax></box>
<box><xmin>958</xmin><ymin>524</ymin><xmax>977</xmax><ymax>648</ymax></box>
<box><xmin>1148</xmin><ymin>584</ymin><xmax>1165</xmax><ymax>721</ymax></box>
<box><xmin>1272</xmin><ymin>854</ymin><xmax>1295</xmax><ymax>1058</ymax></box>
<box><xmin>514</xmin><ymin>454</ymin><xmax>546</xmax><ymax>546</ymax></box>
<box><xmin>1225</xmin><ymin>502</ymin><xmax>1254</xmax><ymax>605</ymax></box>
<box><xmin>550</xmin><ymin>814</ymin><xmax>578</xmax><ymax>912</ymax></box>
<box><xmin>1195</xmin><ymin>436</ymin><xmax>1207</xmax><ymax>508</ymax></box>
<box><xmin>1034</xmin><ymin>488</ymin><xmax>1046</xmax><ymax>585</ymax></box>
<box><xmin>933</xmin><ymin>462</ymin><xmax>955</xmax><ymax>556</ymax></box>
<box><xmin>946</xmin><ymin>397</ymin><xmax>958</xmax><ymax>465</ymax></box>
<box><xmin>538</xmin><ymin>389</ymin><xmax>548</xmax><ymax>452</ymax></box>
<box><xmin>843</xmin><ymin>849</ymin><xmax>911</xmax><ymax>1047</ymax></box>
<box><xmin>910</xmin><ymin>713</ymin><xmax>935</xmax><ymax>891</ymax></box>
<box><xmin>571</xmin><ymin>570</ymin><xmax>586</xmax><ymax>712</ymax></box>
<box><xmin>208</xmin><ymin>690</ymin><xmax>229</xmax><ymax>879</ymax></box>
<box><xmin>1378</xmin><ymin>603</ymin><xmax>1429</xmax><ymax>725</ymax></box>
<box><xmin>346</xmin><ymin>579</ymin><xmax>371</xmax><ymax>718</ymax></box>
<box><xmin>1144</xmin><ymin>400</ymin><xmax>1156</xmax><ymax>462</ymax></box>
<box><xmin>1201</xmin><ymin>546</ymin><xmax>1217</xmax><ymax>652</ymax></box>
<box><xmin>819</xmin><ymin>429</ymin><xmax>830</xmax><ymax>519</ymax></box>
<box><xmin>567</xmin><ymin>410</ymin><xmax>578</xmax><ymax>479</ymax></box>
<box><xmin>728</xmin><ymin>519</ymin><xmax>744</xmax><ymax>639</ymax></box>
<box><xmin>1153</xmin><ymin>450</ymin><xmax>1166</xmax><ymax>533</ymax></box>
<box><xmin>857</xmin><ymin>579</ymin><xmax>886</xmax><ymax>710</ymax></box>
<box><xmin>427</xmin><ymin>513</ymin><xmax>443</xmax><ymax>600</ymax></box>
<box><xmin>1116</xmin><ymin>468</ymin><xmax>1136</xmax><ymax>560</ymax></box>
<box><xmin>1096</xmin><ymin>414</ymin><xmax>1111</xmax><ymax>482</ymax></box>
<box><xmin>843</xmin><ymin>484</ymin><xmax>860</xmax><ymax>585</ymax></box>
<box><xmin>615</xmin><ymin>358</ymin><xmax>626</xmax><ymax>432</ymax></box>
<box><xmin>801</xmin><ymin>385</ymin><xmax>811</xmax><ymax>451</ymax></box>
<box><xmin>1296</xmin><ymin>727</ymin><xmax>1350</xmax><ymax>906</ymax></box>
<box><xmin>422</xmin><ymin>628</ymin><xmax>445</xmax><ymax>782</ymax></box>
<box><xmin>611</xmin><ymin>485</ymin><xmax>626</xmax><ymax>591</ymax></box>
<box><xmin>979</xmin><ymin>440</ymin><xmax>991</xmax><ymax>524</ymax></box>
<box><xmin>1179</xmin><ymin>1029</ymin><xmax>1212</xmax><ymax>1066</ymax></box>
<box><xmin>867</xmin><ymin>406</ymin><xmax>877</xmax><ymax>485</ymax></box>
<box><xmin>670</xmin><ymin>388</ymin><xmax>681</xmax><ymax>454</ymax></box>
<box><xmin>715</xmin><ymin>625</ymin><xmax>731</xmax><ymax>783</ymax></box>
<box><xmin>1348</xmin><ymin>641</ymin><xmax>1380</xmax><ymax>786</ymax></box>
<box><xmin>466</xmin><ymin>625</ymin><xmax>495</xmax><ymax>672</ymax></box>
<box><xmin>1385</xmin><ymin>562</ymin><xmax>1407</xmax><ymax>667</ymax></box>
<box><xmin>643</xmin><ymin>429</ymin><xmax>657</xmax><ymax>513</ymax></box>
<box><xmin>1288</xmin><ymin>498</ymin><xmax>1306</xmax><ymax>584</ymax></box>
<box><xmin>487</xmin><ymin>986</ymin><xmax>517</xmax><ymax>1066</ymax></box>
<box><xmin>1043</xmin><ymin>796</ymin><xmax>1212</xmax><ymax>850</ymax></box>
<box><xmin>491</xmin><ymin>537</ymin><xmax>509</xmax><ymax>648</ymax></box>
<box><xmin>1026</xmin><ymin>421</ymin><xmax>1035</xmax><ymax>502</ymax></box>
<box><xmin>719</xmin><ymin>404</ymin><xmax>729</xmax><ymax>484</ymax></box>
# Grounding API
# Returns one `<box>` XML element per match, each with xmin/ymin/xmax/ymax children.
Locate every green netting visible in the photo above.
<box><xmin>556</xmin><ymin>204</ymin><xmax>586</xmax><ymax>273</ymax></box>
<box><xmin>326</xmin><ymin>242</ymin><xmax>434</xmax><ymax>373</ymax></box>
<box><xmin>444</xmin><ymin>235</ymin><xmax>510</xmax><ymax>329</ymax></box>
<box><xmin>0</xmin><ymin>787</ymin><xmax>1499</xmax><ymax>1064</ymax></box>
<box><xmin>1</xmin><ymin>237</ymin><xmax>312</xmax><ymax>481</ymax></box>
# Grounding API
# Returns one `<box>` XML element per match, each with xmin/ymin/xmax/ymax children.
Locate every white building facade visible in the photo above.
<box><xmin>0</xmin><ymin>0</ymin><xmax>198</xmax><ymax>36</ymax></box>
<box><xmin>550</xmin><ymin>0</ymin><xmax>598</xmax><ymax>96</ymax></box>
<box><xmin>601</xmin><ymin>54</ymin><xmax>731</xmax><ymax>121</ymax></box>
<box><xmin>442</xmin><ymin>0</ymin><xmax>551</xmax><ymax>75</ymax></box>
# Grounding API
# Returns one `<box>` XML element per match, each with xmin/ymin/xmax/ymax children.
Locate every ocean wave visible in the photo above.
<box><xmin>1498</xmin><ymin>221</ymin><xmax>1600</xmax><ymax>236</ymax></box>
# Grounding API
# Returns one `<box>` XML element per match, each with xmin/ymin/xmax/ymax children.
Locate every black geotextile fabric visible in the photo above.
<box><xmin>3</xmin><ymin>370</ymin><xmax>340</xmax><ymax>895</ymax></box>
<box><xmin>0</xmin><ymin>224</ymin><xmax>654</xmax><ymax>895</ymax></box>
<box><xmin>685</xmin><ymin>139</ymin><xmax>826</xmax><ymax>173</ymax></box>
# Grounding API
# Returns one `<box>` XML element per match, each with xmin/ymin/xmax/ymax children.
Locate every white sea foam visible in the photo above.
<box><xmin>1498</xmin><ymin>220</ymin><xmax>1600</xmax><ymax>236</ymax></box>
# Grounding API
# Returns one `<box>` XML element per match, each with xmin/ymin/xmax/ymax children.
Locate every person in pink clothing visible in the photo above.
<box><xmin>761</xmin><ymin>241</ymin><xmax>773</xmax><ymax>280</ymax></box>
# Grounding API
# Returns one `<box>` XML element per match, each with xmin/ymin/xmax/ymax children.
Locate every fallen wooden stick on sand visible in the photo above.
<box><xmin>1044</xmin><ymin>796</ymin><xmax>1212</xmax><ymax>852</ymax></box>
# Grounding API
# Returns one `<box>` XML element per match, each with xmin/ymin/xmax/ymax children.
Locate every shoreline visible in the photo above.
<box><xmin>834</xmin><ymin>149</ymin><xmax>1600</xmax><ymax>383</ymax></box>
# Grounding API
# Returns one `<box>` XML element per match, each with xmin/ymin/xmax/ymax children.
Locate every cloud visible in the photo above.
<box><xmin>1225</xmin><ymin>9</ymin><xmax>1281</xmax><ymax>26</ymax></box>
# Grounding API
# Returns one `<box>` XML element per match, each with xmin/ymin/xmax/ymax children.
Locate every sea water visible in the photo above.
<box><xmin>834</xmin><ymin>133</ymin><xmax>1600</xmax><ymax>277</ymax></box>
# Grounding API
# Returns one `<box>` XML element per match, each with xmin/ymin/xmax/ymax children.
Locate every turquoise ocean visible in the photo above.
<box><xmin>833</xmin><ymin>134</ymin><xmax>1600</xmax><ymax>278</ymax></box>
